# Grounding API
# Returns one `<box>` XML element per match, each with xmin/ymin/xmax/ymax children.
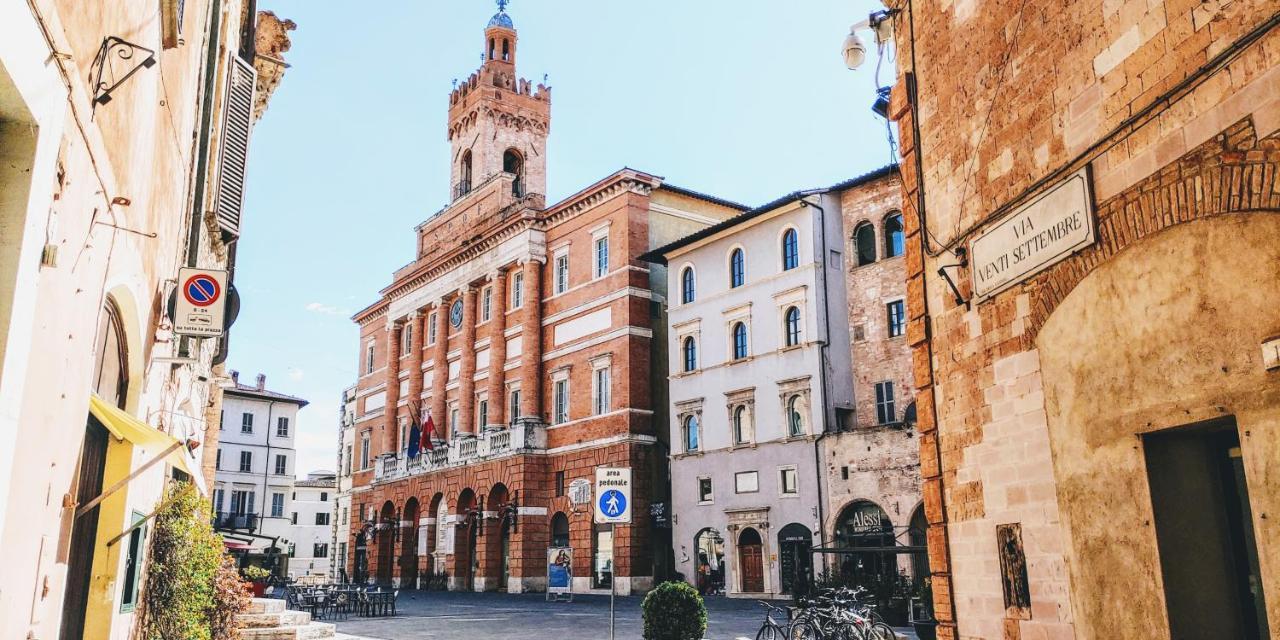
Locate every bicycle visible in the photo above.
<box><xmin>754</xmin><ymin>601</ymin><xmax>792</xmax><ymax>640</ymax></box>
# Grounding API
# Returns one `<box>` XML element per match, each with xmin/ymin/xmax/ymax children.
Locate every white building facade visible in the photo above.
<box><xmin>642</xmin><ymin>187</ymin><xmax>855</xmax><ymax>598</ymax></box>
<box><xmin>333</xmin><ymin>385</ymin><xmax>357</xmax><ymax>581</ymax></box>
<box><xmin>290</xmin><ymin>471</ymin><xmax>337</xmax><ymax>578</ymax></box>
<box><xmin>213</xmin><ymin>373</ymin><xmax>307</xmax><ymax>554</ymax></box>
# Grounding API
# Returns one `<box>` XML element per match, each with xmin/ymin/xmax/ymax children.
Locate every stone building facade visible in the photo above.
<box><xmin>346</xmin><ymin>5</ymin><xmax>742</xmax><ymax>595</ymax></box>
<box><xmin>0</xmin><ymin>2</ymin><xmax>289</xmax><ymax>639</ymax></box>
<box><xmin>821</xmin><ymin>168</ymin><xmax>924</xmax><ymax>616</ymax></box>
<box><xmin>642</xmin><ymin>185</ymin><xmax>856</xmax><ymax>599</ymax></box>
<box><xmin>882</xmin><ymin>0</ymin><xmax>1280</xmax><ymax>638</ymax></box>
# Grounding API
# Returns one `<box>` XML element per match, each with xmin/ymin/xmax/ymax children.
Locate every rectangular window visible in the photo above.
<box><xmin>427</xmin><ymin>313</ymin><xmax>437</xmax><ymax>344</ymax></box>
<box><xmin>554</xmin><ymin>379</ymin><xmax>569</xmax><ymax>424</ymax></box>
<box><xmin>779</xmin><ymin>467</ymin><xmax>799</xmax><ymax>495</ymax></box>
<box><xmin>594</xmin><ymin>236</ymin><xmax>609</xmax><ymax>278</ymax></box>
<box><xmin>555</xmin><ymin>253</ymin><xmax>569</xmax><ymax>294</ymax></box>
<box><xmin>338</xmin><ymin>542</ymin><xmax>347</xmax><ymax>566</ymax></box>
<box><xmin>477</xmin><ymin>398</ymin><xmax>489</xmax><ymax>428</ymax></box>
<box><xmin>215</xmin><ymin>448</ymin><xmax>222</xmax><ymax>470</ymax></box>
<box><xmin>274</xmin><ymin>454</ymin><xmax>287</xmax><ymax>476</ymax></box>
<box><xmin>341</xmin><ymin>507</ymin><xmax>348</xmax><ymax>524</ymax></box>
<box><xmin>239</xmin><ymin>451</ymin><xmax>252</xmax><ymax>473</ymax></box>
<box><xmin>509</xmin><ymin>388</ymin><xmax>521</xmax><ymax>422</ymax></box>
<box><xmin>315</xmin><ymin>512</ymin><xmax>330</xmax><ymax>526</ymax></box>
<box><xmin>593</xmin><ymin>367</ymin><xmax>611</xmax><ymax>415</ymax></box>
<box><xmin>450</xmin><ymin>407</ymin><xmax>460</xmax><ymax>433</ymax></box>
<box><xmin>241</xmin><ymin>412</ymin><xmax>253</xmax><ymax>433</ymax></box>
<box><xmin>344</xmin><ymin>444</ymin><xmax>353</xmax><ymax>475</ymax></box>
<box><xmin>321</xmin><ymin>492</ymin><xmax>328</xmax><ymax>502</ymax></box>
<box><xmin>271</xmin><ymin>492</ymin><xmax>285</xmax><ymax>517</ymax></box>
<box><xmin>231</xmin><ymin>490</ymin><xmax>254</xmax><ymax>515</ymax></box>
<box><xmin>482</xmin><ymin>287</ymin><xmax>492</xmax><ymax>321</ymax></box>
<box><xmin>887</xmin><ymin>300</ymin><xmax>906</xmax><ymax>338</ymax></box>
<box><xmin>276</xmin><ymin>416</ymin><xmax>289</xmax><ymax>437</ymax></box>
<box><xmin>555</xmin><ymin>471</ymin><xmax>566</xmax><ymax>497</ymax></box>
<box><xmin>119</xmin><ymin>513</ymin><xmax>147</xmax><ymax>612</ymax></box>
<box><xmin>698</xmin><ymin>477</ymin><xmax>713</xmax><ymax>504</ymax></box>
<box><xmin>360</xmin><ymin>432</ymin><xmax>371</xmax><ymax>469</ymax></box>
<box><xmin>735</xmin><ymin>471</ymin><xmax>759</xmax><ymax>494</ymax></box>
<box><xmin>314</xmin><ymin>543</ymin><xmax>329</xmax><ymax>558</ymax></box>
<box><xmin>291</xmin><ymin>512</ymin><xmax>298</xmax><ymax>525</ymax></box>
<box><xmin>402</xmin><ymin>324</ymin><xmax>413</xmax><ymax>356</ymax></box>
<box><xmin>365</xmin><ymin>343</ymin><xmax>375</xmax><ymax>374</ymax></box>
<box><xmin>512</xmin><ymin>272</ymin><xmax>524</xmax><ymax>308</ymax></box>
<box><xmin>213</xmin><ymin>488</ymin><xmax>225</xmax><ymax>513</ymax></box>
<box><xmin>875</xmin><ymin>381</ymin><xmax>896</xmax><ymax>424</ymax></box>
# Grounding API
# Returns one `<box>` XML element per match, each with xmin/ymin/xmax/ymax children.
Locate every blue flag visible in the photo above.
<box><xmin>408</xmin><ymin>422</ymin><xmax>422</xmax><ymax>459</ymax></box>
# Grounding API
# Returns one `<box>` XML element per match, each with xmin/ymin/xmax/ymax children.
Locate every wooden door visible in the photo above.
<box><xmin>738</xmin><ymin>528</ymin><xmax>765</xmax><ymax>593</ymax></box>
<box><xmin>60</xmin><ymin>419</ymin><xmax>110</xmax><ymax>640</ymax></box>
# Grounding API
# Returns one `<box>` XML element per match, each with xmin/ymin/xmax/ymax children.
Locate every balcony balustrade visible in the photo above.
<box><xmin>373</xmin><ymin>418</ymin><xmax>546</xmax><ymax>483</ymax></box>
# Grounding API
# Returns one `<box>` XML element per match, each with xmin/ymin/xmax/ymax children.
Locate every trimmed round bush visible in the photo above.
<box><xmin>642</xmin><ymin>580</ymin><xmax>707</xmax><ymax>640</ymax></box>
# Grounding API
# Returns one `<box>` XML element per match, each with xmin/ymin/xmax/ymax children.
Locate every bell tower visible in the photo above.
<box><xmin>447</xmin><ymin>0</ymin><xmax>551</xmax><ymax>202</ymax></box>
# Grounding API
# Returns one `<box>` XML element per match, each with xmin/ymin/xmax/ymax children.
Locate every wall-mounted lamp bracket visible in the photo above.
<box><xmin>90</xmin><ymin>36</ymin><xmax>157</xmax><ymax>116</ymax></box>
<box><xmin>937</xmin><ymin>246</ymin><xmax>970</xmax><ymax>309</ymax></box>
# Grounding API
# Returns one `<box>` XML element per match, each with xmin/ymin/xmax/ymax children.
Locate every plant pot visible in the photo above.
<box><xmin>912</xmin><ymin>620</ymin><xmax>938</xmax><ymax>640</ymax></box>
<box><xmin>250</xmin><ymin>579</ymin><xmax>267</xmax><ymax>597</ymax></box>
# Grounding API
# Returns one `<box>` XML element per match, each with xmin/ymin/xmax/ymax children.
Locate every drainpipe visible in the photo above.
<box><xmin>800</xmin><ymin>194</ymin><xmax>833</xmax><ymax>569</ymax></box>
<box><xmin>259</xmin><ymin>399</ymin><xmax>275</xmax><ymax>536</ymax></box>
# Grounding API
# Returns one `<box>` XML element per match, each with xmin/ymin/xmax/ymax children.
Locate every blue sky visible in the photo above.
<box><xmin>230</xmin><ymin>0</ymin><xmax>897</xmax><ymax>475</ymax></box>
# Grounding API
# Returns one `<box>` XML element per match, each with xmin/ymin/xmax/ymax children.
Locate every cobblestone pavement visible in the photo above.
<box><xmin>330</xmin><ymin>590</ymin><xmax>918</xmax><ymax>640</ymax></box>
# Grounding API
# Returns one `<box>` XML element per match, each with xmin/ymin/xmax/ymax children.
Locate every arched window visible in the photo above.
<box><xmin>854</xmin><ymin>222</ymin><xmax>876</xmax><ymax>266</ymax></box>
<box><xmin>884</xmin><ymin>213</ymin><xmax>904</xmax><ymax>258</ymax></box>
<box><xmin>683</xmin><ymin>415</ymin><xmax>699</xmax><ymax>452</ymax></box>
<box><xmin>732</xmin><ymin>322</ymin><xmax>748</xmax><ymax>360</ymax></box>
<box><xmin>682</xmin><ymin>337</ymin><xmax>697</xmax><ymax>372</ymax></box>
<box><xmin>681</xmin><ymin>267</ymin><xmax>696</xmax><ymax>304</ymax></box>
<box><xmin>784</xmin><ymin>306</ymin><xmax>801</xmax><ymax>346</ymax></box>
<box><xmin>502</xmin><ymin>39</ymin><xmax>511</xmax><ymax>61</ymax></box>
<box><xmin>733</xmin><ymin>406</ymin><xmax>748</xmax><ymax>444</ymax></box>
<box><xmin>488</xmin><ymin>38</ymin><xmax>496</xmax><ymax>60</ymax></box>
<box><xmin>550</xmin><ymin>512</ymin><xmax>570</xmax><ymax>548</ymax></box>
<box><xmin>95</xmin><ymin>299</ymin><xmax>130</xmax><ymax>408</ymax></box>
<box><xmin>787</xmin><ymin>396</ymin><xmax>804</xmax><ymax>437</ymax></box>
<box><xmin>729</xmin><ymin>248</ymin><xmax>745</xmax><ymax>288</ymax></box>
<box><xmin>504</xmin><ymin>149</ymin><xmax>524</xmax><ymax>196</ymax></box>
<box><xmin>782</xmin><ymin>228</ymin><xmax>799</xmax><ymax>271</ymax></box>
<box><xmin>459</xmin><ymin>150</ymin><xmax>473</xmax><ymax>196</ymax></box>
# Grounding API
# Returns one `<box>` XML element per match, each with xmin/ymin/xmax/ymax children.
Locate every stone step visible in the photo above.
<box><xmin>235</xmin><ymin>610</ymin><xmax>312</xmax><ymax>628</ymax></box>
<box><xmin>238</xmin><ymin>621</ymin><xmax>335</xmax><ymax>640</ymax></box>
<box><xmin>245</xmin><ymin>598</ymin><xmax>286</xmax><ymax>614</ymax></box>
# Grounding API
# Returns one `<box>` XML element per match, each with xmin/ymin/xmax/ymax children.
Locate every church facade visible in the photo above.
<box><xmin>346</xmin><ymin>4</ymin><xmax>743</xmax><ymax>594</ymax></box>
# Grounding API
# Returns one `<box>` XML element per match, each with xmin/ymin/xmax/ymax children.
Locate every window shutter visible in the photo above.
<box><xmin>214</xmin><ymin>55</ymin><xmax>257</xmax><ymax>239</ymax></box>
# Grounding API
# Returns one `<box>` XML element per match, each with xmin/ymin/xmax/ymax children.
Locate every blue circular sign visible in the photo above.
<box><xmin>182</xmin><ymin>274</ymin><xmax>220</xmax><ymax>307</ymax></box>
<box><xmin>599</xmin><ymin>489</ymin><xmax>627</xmax><ymax>519</ymax></box>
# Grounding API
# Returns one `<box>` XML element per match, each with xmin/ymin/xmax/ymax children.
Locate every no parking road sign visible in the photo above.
<box><xmin>174</xmin><ymin>267</ymin><xmax>228</xmax><ymax>337</ymax></box>
<box><xmin>594</xmin><ymin>467</ymin><xmax>631</xmax><ymax>524</ymax></box>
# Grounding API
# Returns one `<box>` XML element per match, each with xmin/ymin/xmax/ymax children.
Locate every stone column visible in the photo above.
<box><xmin>406</xmin><ymin>310</ymin><xmax>426</xmax><ymax>425</ymax></box>
<box><xmin>519</xmin><ymin>260</ymin><xmax>544</xmax><ymax>420</ymax></box>
<box><xmin>383</xmin><ymin>322</ymin><xmax>403</xmax><ymax>454</ymax></box>
<box><xmin>486</xmin><ymin>267</ymin><xmax>509</xmax><ymax>428</ymax></box>
<box><xmin>430</xmin><ymin>299</ymin><xmax>450</xmax><ymax>441</ymax></box>
<box><xmin>458</xmin><ymin>285</ymin><xmax>479</xmax><ymax>435</ymax></box>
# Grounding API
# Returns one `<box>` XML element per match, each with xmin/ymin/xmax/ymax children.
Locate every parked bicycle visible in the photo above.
<box><xmin>787</xmin><ymin>587</ymin><xmax>896</xmax><ymax>640</ymax></box>
<box><xmin>754</xmin><ymin>601</ymin><xmax>792</xmax><ymax>640</ymax></box>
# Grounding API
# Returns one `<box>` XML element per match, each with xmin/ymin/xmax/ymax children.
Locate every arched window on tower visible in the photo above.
<box><xmin>502</xmin><ymin>39</ymin><xmax>511</xmax><ymax>62</ymax></box>
<box><xmin>489</xmin><ymin>38</ymin><xmax>496</xmax><ymax>61</ymax></box>
<box><xmin>504</xmin><ymin>149</ymin><xmax>524</xmax><ymax>197</ymax></box>
<box><xmin>458</xmin><ymin>150</ymin><xmax>473</xmax><ymax>198</ymax></box>
<box><xmin>854</xmin><ymin>222</ymin><xmax>876</xmax><ymax>266</ymax></box>
<box><xmin>884</xmin><ymin>212</ymin><xmax>904</xmax><ymax>258</ymax></box>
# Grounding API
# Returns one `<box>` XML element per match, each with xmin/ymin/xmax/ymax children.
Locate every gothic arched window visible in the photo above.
<box><xmin>884</xmin><ymin>213</ymin><xmax>904</xmax><ymax>258</ymax></box>
<box><xmin>855</xmin><ymin>222</ymin><xmax>876</xmax><ymax>266</ymax></box>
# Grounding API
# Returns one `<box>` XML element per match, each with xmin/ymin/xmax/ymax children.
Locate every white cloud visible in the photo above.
<box><xmin>288</xmin><ymin>367</ymin><xmax>305</xmax><ymax>381</ymax></box>
<box><xmin>305</xmin><ymin>302</ymin><xmax>351</xmax><ymax>316</ymax></box>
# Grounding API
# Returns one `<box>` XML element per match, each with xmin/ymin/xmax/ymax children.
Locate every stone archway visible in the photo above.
<box><xmin>453</xmin><ymin>489</ymin><xmax>479</xmax><ymax>591</ymax></box>
<box><xmin>1036</xmin><ymin>213</ymin><xmax>1280</xmax><ymax>639</ymax></box>
<box><xmin>375</xmin><ymin>501</ymin><xmax>396</xmax><ymax>585</ymax></box>
<box><xmin>400</xmin><ymin>497</ymin><xmax>420</xmax><ymax>588</ymax></box>
<box><xmin>482</xmin><ymin>483</ymin><xmax>512</xmax><ymax>592</ymax></box>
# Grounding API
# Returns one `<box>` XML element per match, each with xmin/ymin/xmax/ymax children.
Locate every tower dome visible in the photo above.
<box><xmin>488</xmin><ymin>0</ymin><xmax>513</xmax><ymax>29</ymax></box>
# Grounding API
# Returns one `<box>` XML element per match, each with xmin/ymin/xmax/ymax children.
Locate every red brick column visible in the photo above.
<box><xmin>519</xmin><ymin>260</ymin><xmax>544</xmax><ymax>419</ymax></box>
<box><xmin>458</xmin><ymin>285</ymin><xmax>479</xmax><ymax>435</ymax></box>
<box><xmin>486</xmin><ymin>267</ymin><xmax>509</xmax><ymax>427</ymax></box>
<box><xmin>430</xmin><ymin>299</ymin><xmax>450</xmax><ymax>441</ymax></box>
<box><xmin>382</xmin><ymin>322</ymin><xmax>403</xmax><ymax>454</ymax></box>
<box><xmin>406</xmin><ymin>310</ymin><xmax>426</xmax><ymax>423</ymax></box>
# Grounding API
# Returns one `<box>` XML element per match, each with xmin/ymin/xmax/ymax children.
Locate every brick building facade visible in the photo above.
<box><xmin>346</xmin><ymin>5</ymin><xmax>742</xmax><ymax>595</ymax></box>
<box><xmin>882</xmin><ymin>0</ymin><xmax>1280</xmax><ymax>638</ymax></box>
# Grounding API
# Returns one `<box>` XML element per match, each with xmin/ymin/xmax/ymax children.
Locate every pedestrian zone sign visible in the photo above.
<box><xmin>594</xmin><ymin>467</ymin><xmax>631</xmax><ymax>524</ymax></box>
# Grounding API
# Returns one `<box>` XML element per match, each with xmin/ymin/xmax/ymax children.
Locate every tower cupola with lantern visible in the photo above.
<box><xmin>447</xmin><ymin>0</ymin><xmax>550</xmax><ymax>203</ymax></box>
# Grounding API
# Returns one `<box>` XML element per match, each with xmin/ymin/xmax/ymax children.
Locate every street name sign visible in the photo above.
<box><xmin>174</xmin><ymin>267</ymin><xmax>228</xmax><ymax>337</ymax></box>
<box><xmin>970</xmin><ymin>168</ymin><xmax>1095</xmax><ymax>303</ymax></box>
<box><xmin>594</xmin><ymin>467</ymin><xmax>631</xmax><ymax>524</ymax></box>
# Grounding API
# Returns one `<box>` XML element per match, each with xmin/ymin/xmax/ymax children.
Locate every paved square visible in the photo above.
<box><xmin>330</xmin><ymin>591</ymin><xmax>917</xmax><ymax>640</ymax></box>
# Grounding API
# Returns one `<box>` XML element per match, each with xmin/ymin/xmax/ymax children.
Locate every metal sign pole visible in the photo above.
<box><xmin>609</xmin><ymin>522</ymin><xmax>616</xmax><ymax>640</ymax></box>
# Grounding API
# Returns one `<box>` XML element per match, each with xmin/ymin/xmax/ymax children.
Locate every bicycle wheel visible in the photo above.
<box><xmin>788</xmin><ymin>620</ymin><xmax>819</xmax><ymax>640</ymax></box>
<box><xmin>865</xmin><ymin>622</ymin><xmax>896</xmax><ymax>640</ymax></box>
<box><xmin>756</xmin><ymin>623</ymin><xmax>781</xmax><ymax>640</ymax></box>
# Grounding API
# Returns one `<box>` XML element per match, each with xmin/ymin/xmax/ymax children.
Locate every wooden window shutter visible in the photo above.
<box><xmin>214</xmin><ymin>55</ymin><xmax>257</xmax><ymax>240</ymax></box>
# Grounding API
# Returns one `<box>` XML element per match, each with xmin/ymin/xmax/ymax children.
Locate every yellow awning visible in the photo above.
<box><xmin>88</xmin><ymin>394</ymin><xmax>205</xmax><ymax>493</ymax></box>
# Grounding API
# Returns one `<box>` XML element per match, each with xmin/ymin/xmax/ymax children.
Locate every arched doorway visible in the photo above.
<box><xmin>376</xmin><ymin>501</ymin><xmax>396</xmax><ymax>585</ymax></box>
<box><xmin>833</xmin><ymin>501</ymin><xmax>895</xmax><ymax>600</ymax></box>
<box><xmin>908</xmin><ymin>505</ymin><xmax>929</xmax><ymax>587</ymax></box>
<box><xmin>354</xmin><ymin>530</ymin><xmax>369</xmax><ymax>584</ymax></box>
<box><xmin>693</xmin><ymin>528</ymin><xmax>725</xmax><ymax>595</ymax></box>
<box><xmin>400</xmin><ymin>498</ymin><xmax>420</xmax><ymax>588</ymax></box>
<box><xmin>454</xmin><ymin>489</ymin><xmax>479</xmax><ymax>591</ymax></box>
<box><xmin>737</xmin><ymin>528</ymin><xmax>765</xmax><ymax>593</ymax></box>
<box><xmin>486</xmin><ymin>484</ymin><xmax>513</xmax><ymax>592</ymax></box>
<box><xmin>777</xmin><ymin>523</ymin><xmax>813</xmax><ymax>595</ymax></box>
<box><xmin>432</xmin><ymin>496</ymin><xmax>449</xmax><ymax>578</ymax></box>
<box><xmin>550</xmin><ymin>512</ymin><xmax>570</xmax><ymax>548</ymax></box>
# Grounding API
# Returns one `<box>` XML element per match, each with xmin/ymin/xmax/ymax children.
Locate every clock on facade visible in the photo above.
<box><xmin>450</xmin><ymin>299</ymin><xmax>464</xmax><ymax>327</ymax></box>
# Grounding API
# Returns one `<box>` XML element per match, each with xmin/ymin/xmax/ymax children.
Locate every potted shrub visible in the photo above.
<box><xmin>242</xmin><ymin>565</ymin><xmax>271</xmax><ymax>597</ymax></box>
<box><xmin>642</xmin><ymin>581</ymin><xmax>707</xmax><ymax>640</ymax></box>
<box><xmin>911</xmin><ymin>578</ymin><xmax>938</xmax><ymax>640</ymax></box>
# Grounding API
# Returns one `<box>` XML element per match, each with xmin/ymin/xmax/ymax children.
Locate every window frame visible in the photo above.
<box><xmin>427</xmin><ymin>312</ymin><xmax>438</xmax><ymax>345</ymax></box>
<box><xmin>592</xmin><ymin>366</ymin><xmax>611</xmax><ymax>415</ymax></box>
<box><xmin>781</xmin><ymin>227</ymin><xmax>800</xmax><ymax>271</ymax></box>
<box><xmin>779</xmin><ymin>466</ymin><xmax>799</xmax><ymax>496</ymax></box>
<box><xmin>682</xmin><ymin>336</ymin><xmax>698</xmax><ymax>373</ymax></box>
<box><xmin>241</xmin><ymin>412</ymin><xmax>253</xmax><ymax>433</ymax></box>
<box><xmin>875</xmin><ymin>380</ymin><xmax>897</xmax><ymax>425</ymax></box>
<box><xmin>274</xmin><ymin>454</ymin><xmax>287</xmax><ymax>476</ymax></box>
<box><xmin>481</xmin><ymin>286</ymin><xmax>493</xmax><ymax>322</ymax></box>
<box><xmin>884</xmin><ymin>212</ymin><xmax>905</xmax><ymax>258</ymax></box>
<box><xmin>734</xmin><ymin>470</ymin><xmax>760</xmax><ymax>494</ymax></box>
<box><xmin>787</xmin><ymin>395</ymin><xmax>805</xmax><ymax>437</ymax></box>
<box><xmin>511</xmin><ymin>271</ymin><xmax>525</xmax><ymax>309</ymax></box>
<box><xmin>732</xmin><ymin>322</ymin><xmax>749</xmax><ymax>360</ymax></box>
<box><xmin>276</xmin><ymin>416</ymin><xmax>289</xmax><ymax>438</ymax></box>
<box><xmin>853</xmin><ymin>222</ymin><xmax>877</xmax><ymax>266</ymax></box>
<box><xmin>887</xmin><ymin>299</ymin><xmax>906</xmax><ymax>338</ymax></box>
<box><xmin>729</xmin><ymin>247</ymin><xmax>746</xmax><ymax>288</ymax></box>
<box><xmin>784</xmin><ymin>306</ymin><xmax>802</xmax><ymax>347</ymax></box>
<box><xmin>683</xmin><ymin>414</ymin><xmax>700</xmax><ymax>453</ymax></box>
<box><xmin>680</xmin><ymin>265</ymin><xmax>696</xmax><ymax>304</ymax></box>
<box><xmin>239</xmin><ymin>450</ymin><xmax>252</xmax><ymax>473</ymax></box>
<box><xmin>697</xmin><ymin>476</ymin><xmax>713</xmax><ymax>504</ymax></box>
<box><xmin>553</xmin><ymin>377</ymin><xmax>570</xmax><ymax>424</ymax></box>
<box><xmin>593</xmin><ymin>235</ymin><xmax>609</xmax><ymax>279</ymax></box>
<box><xmin>271</xmin><ymin>492</ymin><xmax>285</xmax><ymax>518</ymax></box>
<box><xmin>554</xmin><ymin>250</ymin><xmax>570</xmax><ymax>295</ymax></box>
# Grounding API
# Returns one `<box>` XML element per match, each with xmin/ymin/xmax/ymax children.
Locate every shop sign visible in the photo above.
<box><xmin>843</xmin><ymin>504</ymin><xmax>889</xmax><ymax>535</ymax></box>
<box><xmin>970</xmin><ymin>168</ymin><xmax>1095</xmax><ymax>302</ymax></box>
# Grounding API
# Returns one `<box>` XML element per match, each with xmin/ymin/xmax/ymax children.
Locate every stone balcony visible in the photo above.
<box><xmin>373</xmin><ymin>419</ymin><xmax>547</xmax><ymax>483</ymax></box>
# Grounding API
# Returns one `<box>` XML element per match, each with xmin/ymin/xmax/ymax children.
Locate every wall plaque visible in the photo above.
<box><xmin>970</xmin><ymin>168</ymin><xmax>1095</xmax><ymax>302</ymax></box>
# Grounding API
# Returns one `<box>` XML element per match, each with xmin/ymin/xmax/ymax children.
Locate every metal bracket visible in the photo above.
<box><xmin>937</xmin><ymin>246</ymin><xmax>970</xmax><ymax>309</ymax></box>
<box><xmin>90</xmin><ymin>36</ymin><xmax>157</xmax><ymax>116</ymax></box>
